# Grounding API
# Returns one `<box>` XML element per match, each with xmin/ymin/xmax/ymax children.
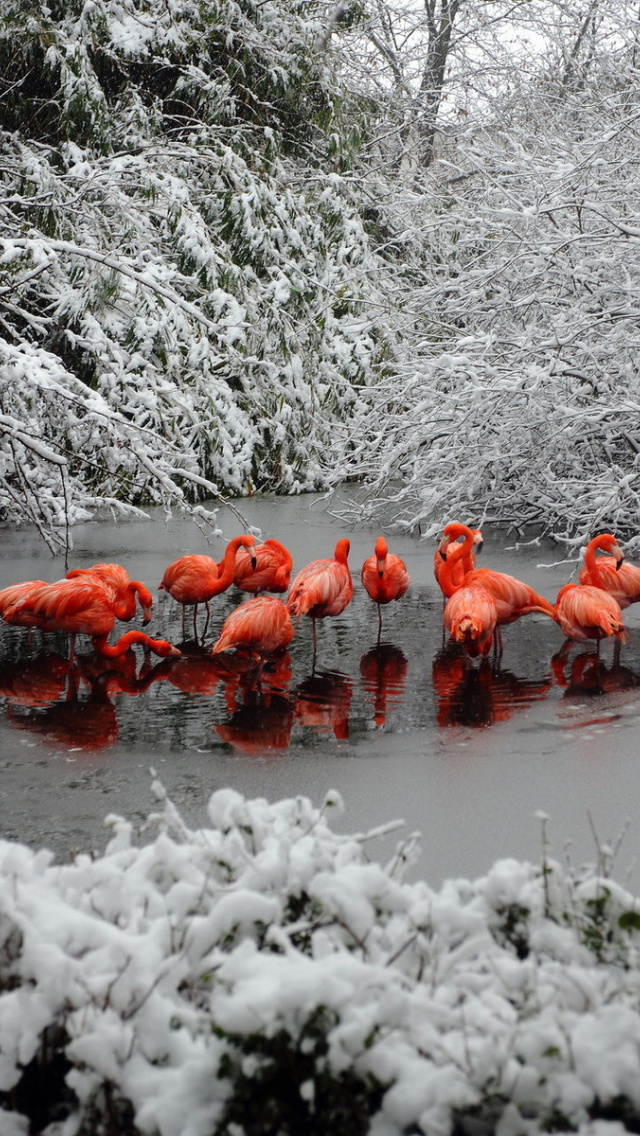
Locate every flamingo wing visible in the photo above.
<box><xmin>0</xmin><ymin>580</ymin><xmax>48</xmax><ymax>625</ymax></box>
<box><xmin>31</xmin><ymin>579</ymin><xmax>112</xmax><ymax>621</ymax></box>
<box><xmin>233</xmin><ymin>540</ymin><xmax>293</xmax><ymax>594</ymax></box>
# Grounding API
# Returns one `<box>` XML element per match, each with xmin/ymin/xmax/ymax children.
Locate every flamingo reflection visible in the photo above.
<box><xmin>0</xmin><ymin>647</ymin><xmax>176</xmax><ymax>751</ymax></box>
<box><xmin>0</xmin><ymin>652</ymin><xmax>69</xmax><ymax>706</ymax></box>
<box><xmin>432</xmin><ymin>644</ymin><xmax>552</xmax><ymax>728</ymax></box>
<box><xmin>553</xmin><ymin>649</ymin><xmax>640</xmax><ymax>700</ymax></box>
<box><xmin>5</xmin><ymin>667</ymin><xmax>120</xmax><ymax>752</ymax></box>
<box><xmin>294</xmin><ymin>670</ymin><xmax>352</xmax><ymax>739</ymax></box>
<box><xmin>164</xmin><ymin>647</ymin><xmax>228</xmax><ymax>698</ymax></box>
<box><xmin>359</xmin><ymin>644</ymin><xmax>408</xmax><ymax>727</ymax></box>
<box><xmin>215</xmin><ymin>691</ymin><xmax>294</xmax><ymax>755</ymax></box>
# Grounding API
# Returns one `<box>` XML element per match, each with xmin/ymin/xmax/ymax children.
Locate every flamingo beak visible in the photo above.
<box><xmin>250</xmin><ymin>554</ymin><xmax>258</xmax><ymax>570</ymax></box>
<box><xmin>475</xmin><ymin>540</ymin><xmax>484</xmax><ymax>554</ymax></box>
<box><xmin>616</xmin><ymin>555</ymin><xmax>625</xmax><ymax>571</ymax></box>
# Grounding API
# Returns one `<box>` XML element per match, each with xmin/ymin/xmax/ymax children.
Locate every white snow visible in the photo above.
<box><xmin>1</xmin><ymin>784</ymin><xmax>640</xmax><ymax>1134</ymax></box>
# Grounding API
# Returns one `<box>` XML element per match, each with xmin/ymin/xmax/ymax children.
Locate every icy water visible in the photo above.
<box><xmin>1</xmin><ymin>493</ymin><xmax>640</xmax><ymax>889</ymax></box>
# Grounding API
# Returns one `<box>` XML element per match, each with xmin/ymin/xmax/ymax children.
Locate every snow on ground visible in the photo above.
<box><xmin>1</xmin><ymin>782</ymin><xmax>640</xmax><ymax>1135</ymax></box>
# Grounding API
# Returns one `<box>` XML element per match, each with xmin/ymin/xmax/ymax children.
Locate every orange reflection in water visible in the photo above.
<box><xmin>432</xmin><ymin>643</ymin><xmax>552</xmax><ymax>728</ymax></box>
<box><xmin>293</xmin><ymin>670</ymin><xmax>353</xmax><ymax>740</ymax></box>
<box><xmin>359</xmin><ymin>643</ymin><xmax>408</xmax><ymax>728</ymax></box>
<box><xmin>1</xmin><ymin>648</ymin><xmax>176</xmax><ymax>753</ymax></box>
<box><xmin>213</xmin><ymin>651</ymin><xmax>294</xmax><ymax>756</ymax></box>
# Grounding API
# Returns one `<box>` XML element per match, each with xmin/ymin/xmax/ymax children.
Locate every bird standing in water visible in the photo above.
<box><xmin>212</xmin><ymin>594</ymin><xmax>294</xmax><ymax>684</ymax></box>
<box><xmin>7</xmin><ymin>577</ymin><xmax>180</xmax><ymax>662</ymax></box>
<box><xmin>287</xmin><ymin>538</ymin><xmax>353</xmax><ymax>659</ymax></box>
<box><xmin>434</xmin><ymin>524</ymin><xmax>483</xmax><ymax>595</ymax></box>
<box><xmin>439</xmin><ymin>523</ymin><xmax>556</xmax><ymax>656</ymax></box>
<box><xmin>66</xmin><ymin>562</ymin><xmax>154</xmax><ymax>622</ymax></box>
<box><xmin>159</xmin><ymin>535</ymin><xmax>256</xmax><ymax>639</ymax></box>
<box><xmin>233</xmin><ymin>539</ymin><xmax>293</xmax><ymax>594</ymax></box>
<box><xmin>440</xmin><ymin>540</ymin><xmax>498</xmax><ymax>658</ymax></box>
<box><xmin>578</xmin><ymin>533</ymin><xmax>640</xmax><ymax>609</ymax></box>
<box><xmin>554</xmin><ymin>582</ymin><xmax>627</xmax><ymax>658</ymax></box>
<box><xmin>361</xmin><ymin>537</ymin><xmax>409</xmax><ymax>638</ymax></box>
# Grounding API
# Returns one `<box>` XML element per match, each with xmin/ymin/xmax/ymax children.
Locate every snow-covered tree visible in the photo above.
<box><xmin>0</xmin><ymin>0</ymin><xmax>388</xmax><ymax>550</ymax></box>
<box><xmin>333</xmin><ymin>0</ymin><xmax>640</xmax><ymax>550</ymax></box>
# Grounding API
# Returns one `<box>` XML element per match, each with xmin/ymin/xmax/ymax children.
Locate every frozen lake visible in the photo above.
<box><xmin>1</xmin><ymin>493</ymin><xmax>640</xmax><ymax>889</ymax></box>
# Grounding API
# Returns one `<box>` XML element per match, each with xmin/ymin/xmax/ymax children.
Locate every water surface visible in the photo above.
<box><xmin>1</xmin><ymin>495</ymin><xmax>639</xmax><ymax>889</ymax></box>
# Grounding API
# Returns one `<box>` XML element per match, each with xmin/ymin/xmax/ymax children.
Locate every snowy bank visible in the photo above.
<box><xmin>1</xmin><ymin>785</ymin><xmax>640</xmax><ymax>1135</ymax></box>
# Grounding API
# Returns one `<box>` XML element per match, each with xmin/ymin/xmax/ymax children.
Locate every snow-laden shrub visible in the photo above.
<box><xmin>0</xmin><ymin>0</ymin><xmax>386</xmax><ymax>551</ymax></box>
<box><xmin>2</xmin><ymin>785</ymin><xmax>640</xmax><ymax>1134</ymax></box>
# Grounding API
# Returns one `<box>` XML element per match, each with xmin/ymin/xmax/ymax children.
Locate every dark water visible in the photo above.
<box><xmin>1</xmin><ymin>494</ymin><xmax>640</xmax><ymax>889</ymax></box>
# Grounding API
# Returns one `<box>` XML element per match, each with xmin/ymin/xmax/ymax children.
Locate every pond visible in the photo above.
<box><xmin>1</xmin><ymin>492</ymin><xmax>640</xmax><ymax>889</ymax></box>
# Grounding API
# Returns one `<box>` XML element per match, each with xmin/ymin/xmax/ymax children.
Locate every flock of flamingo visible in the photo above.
<box><xmin>0</xmin><ymin>523</ymin><xmax>637</xmax><ymax>678</ymax></box>
<box><xmin>0</xmin><ymin>522</ymin><xmax>637</xmax><ymax>748</ymax></box>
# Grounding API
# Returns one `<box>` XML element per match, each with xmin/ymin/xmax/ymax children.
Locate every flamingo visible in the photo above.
<box><xmin>211</xmin><ymin>595</ymin><xmax>294</xmax><ymax>663</ymax></box>
<box><xmin>434</xmin><ymin>524</ymin><xmax>483</xmax><ymax>594</ymax></box>
<box><xmin>159</xmin><ymin>534</ymin><xmax>256</xmax><ymax>639</ymax></box>
<box><xmin>9</xmin><ymin>577</ymin><xmax>180</xmax><ymax>662</ymax></box>
<box><xmin>360</xmin><ymin>537</ymin><xmax>410</xmax><ymax>637</ymax></box>
<box><xmin>439</xmin><ymin>523</ymin><xmax>556</xmax><ymax>645</ymax></box>
<box><xmin>66</xmin><ymin>562</ymin><xmax>154</xmax><ymax>622</ymax></box>
<box><xmin>578</xmin><ymin>533</ymin><xmax>640</xmax><ymax>609</ymax></box>
<box><xmin>554</xmin><ymin>582</ymin><xmax>627</xmax><ymax>660</ymax></box>
<box><xmin>443</xmin><ymin>581</ymin><xmax>498</xmax><ymax>659</ymax></box>
<box><xmin>0</xmin><ymin>580</ymin><xmax>50</xmax><ymax>629</ymax></box>
<box><xmin>233</xmin><ymin>539</ymin><xmax>293</xmax><ymax>594</ymax></box>
<box><xmin>287</xmin><ymin>538</ymin><xmax>353</xmax><ymax>656</ymax></box>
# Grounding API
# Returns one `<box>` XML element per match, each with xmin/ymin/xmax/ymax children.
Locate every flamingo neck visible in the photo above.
<box><xmin>584</xmin><ymin>535</ymin><xmax>615</xmax><ymax>575</ymax></box>
<box><xmin>439</xmin><ymin>531</ymin><xmax>475</xmax><ymax>597</ymax></box>
<box><xmin>218</xmin><ymin>538</ymin><xmax>253</xmax><ymax>588</ymax></box>
<box><xmin>92</xmin><ymin>631</ymin><xmax>179</xmax><ymax>658</ymax></box>
<box><xmin>334</xmin><ymin>539</ymin><xmax>350</xmax><ymax>566</ymax></box>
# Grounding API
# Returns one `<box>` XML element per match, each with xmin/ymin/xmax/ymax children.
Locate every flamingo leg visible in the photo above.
<box><xmin>201</xmin><ymin>601</ymin><xmax>211</xmax><ymax>642</ymax></box>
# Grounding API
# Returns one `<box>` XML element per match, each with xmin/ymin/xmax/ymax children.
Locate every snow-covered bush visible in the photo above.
<box><xmin>0</xmin><ymin>0</ymin><xmax>386</xmax><ymax>550</ymax></box>
<box><xmin>3</xmin><ymin>785</ymin><xmax>640</xmax><ymax>1135</ymax></box>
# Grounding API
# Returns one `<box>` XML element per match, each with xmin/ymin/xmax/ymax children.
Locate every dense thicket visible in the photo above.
<box><xmin>3</xmin><ymin>0</ymin><xmax>640</xmax><ymax>553</ymax></box>
<box><xmin>0</xmin><ymin>0</ymin><xmax>386</xmax><ymax>549</ymax></box>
